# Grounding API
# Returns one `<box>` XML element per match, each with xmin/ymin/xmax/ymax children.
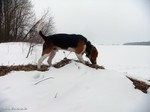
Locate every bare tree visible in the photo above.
<box><xmin>0</xmin><ymin>0</ymin><xmax>3</xmax><ymax>41</ymax></box>
<box><xmin>39</xmin><ymin>9</ymin><xmax>55</xmax><ymax>35</ymax></box>
<box><xmin>26</xmin><ymin>10</ymin><xmax>55</xmax><ymax>58</ymax></box>
<box><xmin>0</xmin><ymin>0</ymin><xmax>35</xmax><ymax>42</ymax></box>
<box><xmin>24</xmin><ymin>9</ymin><xmax>55</xmax><ymax>43</ymax></box>
<box><xmin>0</xmin><ymin>0</ymin><xmax>54</xmax><ymax>43</ymax></box>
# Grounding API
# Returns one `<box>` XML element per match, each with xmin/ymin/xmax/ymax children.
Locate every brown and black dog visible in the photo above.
<box><xmin>37</xmin><ymin>31</ymin><xmax>98</xmax><ymax>69</ymax></box>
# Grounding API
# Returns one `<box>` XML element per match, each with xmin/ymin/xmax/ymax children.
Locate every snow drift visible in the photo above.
<box><xmin>0</xmin><ymin>42</ymin><xmax>150</xmax><ymax>112</ymax></box>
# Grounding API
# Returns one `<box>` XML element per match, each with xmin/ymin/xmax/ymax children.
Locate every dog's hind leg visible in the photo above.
<box><xmin>38</xmin><ymin>44</ymin><xmax>54</xmax><ymax>69</ymax></box>
<box><xmin>37</xmin><ymin>54</ymin><xmax>49</xmax><ymax>69</ymax></box>
<box><xmin>47</xmin><ymin>50</ymin><xmax>56</xmax><ymax>66</ymax></box>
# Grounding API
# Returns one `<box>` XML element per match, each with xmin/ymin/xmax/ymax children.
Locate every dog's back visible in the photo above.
<box><xmin>39</xmin><ymin>31</ymin><xmax>87</xmax><ymax>49</ymax></box>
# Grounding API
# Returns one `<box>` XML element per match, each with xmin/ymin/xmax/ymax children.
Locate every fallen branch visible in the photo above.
<box><xmin>34</xmin><ymin>77</ymin><xmax>54</xmax><ymax>85</ymax></box>
<box><xmin>54</xmin><ymin>93</ymin><xmax>58</xmax><ymax>98</ymax></box>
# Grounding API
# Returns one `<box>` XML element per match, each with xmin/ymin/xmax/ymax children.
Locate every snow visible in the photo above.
<box><xmin>0</xmin><ymin>42</ymin><xmax>41</xmax><ymax>65</ymax></box>
<box><xmin>0</xmin><ymin>42</ymin><xmax>150</xmax><ymax>112</ymax></box>
<box><xmin>97</xmin><ymin>45</ymin><xmax>150</xmax><ymax>79</ymax></box>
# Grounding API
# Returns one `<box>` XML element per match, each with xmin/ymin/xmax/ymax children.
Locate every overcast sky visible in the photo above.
<box><xmin>31</xmin><ymin>0</ymin><xmax>150</xmax><ymax>44</ymax></box>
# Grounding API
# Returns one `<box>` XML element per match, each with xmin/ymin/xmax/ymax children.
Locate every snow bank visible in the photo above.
<box><xmin>0</xmin><ymin>42</ymin><xmax>41</xmax><ymax>65</ymax></box>
<box><xmin>0</xmin><ymin>62</ymin><xmax>150</xmax><ymax>112</ymax></box>
<box><xmin>0</xmin><ymin>42</ymin><xmax>150</xmax><ymax>112</ymax></box>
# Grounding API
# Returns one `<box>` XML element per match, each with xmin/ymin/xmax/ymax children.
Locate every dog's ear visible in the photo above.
<box><xmin>90</xmin><ymin>47</ymin><xmax>98</xmax><ymax>64</ymax></box>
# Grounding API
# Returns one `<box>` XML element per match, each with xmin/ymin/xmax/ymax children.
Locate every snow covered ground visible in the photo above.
<box><xmin>98</xmin><ymin>45</ymin><xmax>150</xmax><ymax>79</ymax></box>
<box><xmin>0</xmin><ymin>42</ymin><xmax>150</xmax><ymax>112</ymax></box>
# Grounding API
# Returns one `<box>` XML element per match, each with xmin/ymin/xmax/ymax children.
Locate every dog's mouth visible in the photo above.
<box><xmin>91</xmin><ymin>60</ymin><xmax>97</xmax><ymax>65</ymax></box>
<box><xmin>85</xmin><ymin>54</ymin><xmax>96</xmax><ymax>65</ymax></box>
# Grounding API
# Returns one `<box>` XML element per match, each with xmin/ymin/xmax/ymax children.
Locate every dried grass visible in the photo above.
<box><xmin>127</xmin><ymin>76</ymin><xmax>150</xmax><ymax>93</ymax></box>
<box><xmin>0</xmin><ymin>58</ymin><xmax>105</xmax><ymax>76</ymax></box>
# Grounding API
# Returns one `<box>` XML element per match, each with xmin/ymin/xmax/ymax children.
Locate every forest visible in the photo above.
<box><xmin>0</xmin><ymin>0</ymin><xmax>54</xmax><ymax>43</ymax></box>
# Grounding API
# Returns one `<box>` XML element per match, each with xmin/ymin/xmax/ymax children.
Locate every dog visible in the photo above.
<box><xmin>37</xmin><ymin>31</ymin><xmax>98</xmax><ymax>69</ymax></box>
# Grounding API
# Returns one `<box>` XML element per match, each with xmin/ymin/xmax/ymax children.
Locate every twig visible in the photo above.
<box><xmin>22</xmin><ymin>19</ymin><xmax>42</xmax><ymax>40</ymax></box>
<box><xmin>54</xmin><ymin>93</ymin><xmax>58</xmax><ymax>98</ymax></box>
<box><xmin>26</xmin><ymin>44</ymin><xmax>36</xmax><ymax>58</ymax></box>
<box><xmin>34</xmin><ymin>77</ymin><xmax>54</xmax><ymax>85</ymax></box>
<box><xmin>63</xmin><ymin>51</ymin><xmax>72</xmax><ymax>58</ymax></box>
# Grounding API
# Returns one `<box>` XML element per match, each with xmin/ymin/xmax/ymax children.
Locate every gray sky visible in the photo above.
<box><xmin>31</xmin><ymin>0</ymin><xmax>150</xmax><ymax>44</ymax></box>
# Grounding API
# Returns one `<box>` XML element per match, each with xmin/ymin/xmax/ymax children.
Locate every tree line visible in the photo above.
<box><xmin>0</xmin><ymin>0</ymin><xmax>54</xmax><ymax>43</ymax></box>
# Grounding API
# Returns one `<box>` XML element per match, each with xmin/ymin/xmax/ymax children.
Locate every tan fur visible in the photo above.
<box><xmin>42</xmin><ymin>45</ymin><xmax>57</xmax><ymax>56</ymax></box>
<box><xmin>75</xmin><ymin>40</ymin><xmax>86</xmax><ymax>54</ymax></box>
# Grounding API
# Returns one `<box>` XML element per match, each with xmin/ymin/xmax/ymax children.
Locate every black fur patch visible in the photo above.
<box><xmin>44</xmin><ymin>34</ymin><xmax>87</xmax><ymax>49</ymax></box>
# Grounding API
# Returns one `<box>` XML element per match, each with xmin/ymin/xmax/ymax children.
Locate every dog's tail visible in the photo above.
<box><xmin>39</xmin><ymin>31</ymin><xmax>47</xmax><ymax>41</ymax></box>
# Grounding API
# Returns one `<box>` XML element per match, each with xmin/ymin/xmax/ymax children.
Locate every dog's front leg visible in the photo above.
<box><xmin>38</xmin><ymin>54</ymin><xmax>49</xmax><ymax>69</ymax></box>
<box><xmin>76</xmin><ymin>54</ymin><xmax>85</xmax><ymax>64</ymax></box>
<box><xmin>47</xmin><ymin>50</ymin><xmax>56</xmax><ymax>66</ymax></box>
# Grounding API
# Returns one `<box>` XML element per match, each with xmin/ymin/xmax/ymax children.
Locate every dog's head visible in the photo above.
<box><xmin>88</xmin><ymin>46</ymin><xmax>98</xmax><ymax>64</ymax></box>
<box><xmin>86</xmin><ymin>41</ymin><xmax>98</xmax><ymax>64</ymax></box>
